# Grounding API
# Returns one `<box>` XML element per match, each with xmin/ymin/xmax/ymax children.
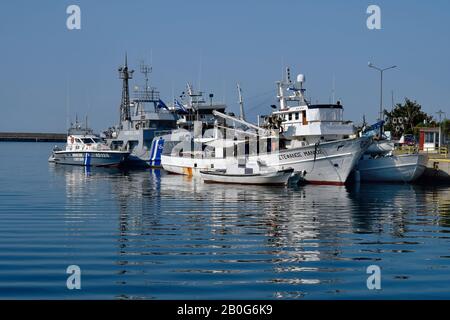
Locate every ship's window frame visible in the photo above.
<box><xmin>81</xmin><ymin>138</ymin><xmax>94</xmax><ymax>144</ymax></box>
<box><xmin>302</xmin><ymin>110</ymin><xmax>307</xmax><ymax>125</ymax></box>
<box><xmin>424</xmin><ymin>132</ymin><xmax>435</xmax><ymax>143</ymax></box>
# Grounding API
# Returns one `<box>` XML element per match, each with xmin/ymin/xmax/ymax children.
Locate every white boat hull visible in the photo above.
<box><xmin>200</xmin><ymin>169</ymin><xmax>293</xmax><ymax>185</ymax></box>
<box><xmin>162</xmin><ymin>137</ymin><xmax>370</xmax><ymax>185</ymax></box>
<box><xmin>357</xmin><ymin>154</ymin><xmax>428</xmax><ymax>182</ymax></box>
<box><xmin>251</xmin><ymin>137</ymin><xmax>369</xmax><ymax>185</ymax></box>
<box><xmin>365</xmin><ymin>140</ymin><xmax>394</xmax><ymax>155</ymax></box>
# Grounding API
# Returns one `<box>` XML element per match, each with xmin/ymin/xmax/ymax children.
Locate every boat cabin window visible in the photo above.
<box><xmin>307</xmin><ymin>107</ymin><xmax>343</xmax><ymax>122</ymax></box>
<box><xmin>128</xmin><ymin>140</ymin><xmax>139</xmax><ymax>150</ymax></box>
<box><xmin>288</xmin><ymin>113</ymin><xmax>292</xmax><ymax>121</ymax></box>
<box><xmin>295</xmin><ymin>113</ymin><xmax>299</xmax><ymax>120</ymax></box>
<box><xmin>75</xmin><ymin>138</ymin><xmax>83</xmax><ymax>144</ymax></box>
<box><xmin>110</xmin><ymin>141</ymin><xmax>123</xmax><ymax>150</ymax></box>
<box><xmin>81</xmin><ymin>138</ymin><xmax>94</xmax><ymax>144</ymax></box>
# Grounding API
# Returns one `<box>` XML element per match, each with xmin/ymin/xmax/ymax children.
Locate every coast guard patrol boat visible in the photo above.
<box><xmin>49</xmin><ymin>119</ymin><xmax>129</xmax><ymax>167</ymax></box>
<box><xmin>104</xmin><ymin>56</ymin><xmax>178</xmax><ymax>167</ymax></box>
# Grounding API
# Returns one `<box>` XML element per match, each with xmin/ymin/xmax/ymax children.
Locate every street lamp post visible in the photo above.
<box><xmin>368</xmin><ymin>62</ymin><xmax>397</xmax><ymax>135</ymax></box>
<box><xmin>436</xmin><ymin>110</ymin><xmax>446</xmax><ymax>151</ymax></box>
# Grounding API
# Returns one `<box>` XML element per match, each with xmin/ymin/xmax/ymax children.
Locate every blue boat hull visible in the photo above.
<box><xmin>49</xmin><ymin>151</ymin><xmax>129</xmax><ymax>167</ymax></box>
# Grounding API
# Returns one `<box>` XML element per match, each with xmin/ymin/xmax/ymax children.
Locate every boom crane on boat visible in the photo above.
<box><xmin>237</xmin><ymin>83</ymin><xmax>246</xmax><ymax>121</ymax></box>
<box><xmin>212</xmin><ymin>110</ymin><xmax>272</xmax><ymax>136</ymax></box>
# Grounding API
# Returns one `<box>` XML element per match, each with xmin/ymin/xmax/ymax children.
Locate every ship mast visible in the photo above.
<box><xmin>186</xmin><ymin>83</ymin><xmax>204</xmax><ymax>121</ymax></box>
<box><xmin>278</xmin><ymin>67</ymin><xmax>308</xmax><ymax>109</ymax></box>
<box><xmin>118</xmin><ymin>53</ymin><xmax>134</xmax><ymax>126</ymax></box>
<box><xmin>132</xmin><ymin>61</ymin><xmax>160</xmax><ymax>114</ymax></box>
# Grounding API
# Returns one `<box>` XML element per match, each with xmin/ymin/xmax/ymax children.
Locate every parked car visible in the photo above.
<box><xmin>399</xmin><ymin>134</ymin><xmax>417</xmax><ymax>146</ymax></box>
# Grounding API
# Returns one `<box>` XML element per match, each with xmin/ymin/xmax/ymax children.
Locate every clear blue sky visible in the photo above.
<box><xmin>0</xmin><ymin>0</ymin><xmax>449</xmax><ymax>132</ymax></box>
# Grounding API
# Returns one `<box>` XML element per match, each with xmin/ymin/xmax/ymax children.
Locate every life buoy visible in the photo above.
<box><xmin>398</xmin><ymin>117</ymin><xmax>403</xmax><ymax>124</ymax></box>
<box><xmin>135</xmin><ymin>123</ymin><xmax>140</xmax><ymax>130</ymax></box>
<box><xmin>392</xmin><ymin>118</ymin><xmax>397</xmax><ymax>124</ymax></box>
<box><xmin>395</xmin><ymin>126</ymin><xmax>401</xmax><ymax>132</ymax></box>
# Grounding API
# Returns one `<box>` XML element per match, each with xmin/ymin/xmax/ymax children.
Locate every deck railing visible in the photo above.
<box><xmin>438</xmin><ymin>146</ymin><xmax>448</xmax><ymax>157</ymax></box>
<box><xmin>393</xmin><ymin>143</ymin><xmax>449</xmax><ymax>158</ymax></box>
<box><xmin>395</xmin><ymin>145</ymin><xmax>418</xmax><ymax>155</ymax></box>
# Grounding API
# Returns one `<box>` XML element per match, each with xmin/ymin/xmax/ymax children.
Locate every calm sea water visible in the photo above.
<box><xmin>0</xmin><ymin>142</ymin><xmax>449</xmax><ymax>299</ymax></box>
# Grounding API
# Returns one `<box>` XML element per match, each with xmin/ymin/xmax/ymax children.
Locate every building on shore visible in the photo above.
<box><xmin>418</xmin><ymin>126</ymin><xmax>449</xmax><ymax>153</ymax></box>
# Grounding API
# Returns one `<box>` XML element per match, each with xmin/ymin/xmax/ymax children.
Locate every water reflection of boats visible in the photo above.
<box><xmin>49</xmin><ymin>164</ymin><xmax>435</xmax><ymax>242</ymax></box>
<box><xmin>424</xmin><ymin>187</ymin><xmax>450</xmax><ymax>227</ymax></box>
<box><xmin>346</xmin><ymin>183</ymin><xmax>426</xmax><ymax>234</ymax></box>
<box><xmin>52</xmin><ymin>164</ymin><xmax>448</xmax><ymax>241</ymax></box>
<box><xmin>48</xmin><ymin>163</ymin><xmax>126</xmax><ymax>197</ymax></box>
<box><xmin>49</xmin><ymin>163</ymin><xmax>450</xmax><ymax>299</ymax></box>
<box><xmin>46</xmin><ymin>160</ymin><xmax>450</xmax><ymax>299</ymax></box>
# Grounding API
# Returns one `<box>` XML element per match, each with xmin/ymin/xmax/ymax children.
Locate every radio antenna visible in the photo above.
<box><xmin>237</xmin><ymin>83</ymin><xmax>245</xmax><ymax>121</ymax></box>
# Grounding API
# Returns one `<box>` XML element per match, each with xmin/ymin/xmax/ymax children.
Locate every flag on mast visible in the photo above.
<box><xmin>174</xmin><ymin>99</ymin><xmax>188</xmax><ymax>113</ymax></box>
<box><xmin>157</xmin><ymin>99</ymin><xmax>169</xmax><ymax>110</ymax></box>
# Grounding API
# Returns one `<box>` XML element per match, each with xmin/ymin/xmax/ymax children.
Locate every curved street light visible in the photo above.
<box><xmin>368</xmin><ymin>62</ymin><xmax>397</xmax><ymax>125</ymax></box>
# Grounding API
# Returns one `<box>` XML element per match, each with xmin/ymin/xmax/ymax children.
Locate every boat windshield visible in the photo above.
<box><xmin>81</xmin><ymin>138</ymin><xmax>96</xmax><ymax>144</ymax></box>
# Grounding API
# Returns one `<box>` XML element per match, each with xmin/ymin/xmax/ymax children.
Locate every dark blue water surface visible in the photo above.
<box><xmin>0</xmin><ymin>142</ymin><xmax>449</xmax><ymax>299</ymax></box>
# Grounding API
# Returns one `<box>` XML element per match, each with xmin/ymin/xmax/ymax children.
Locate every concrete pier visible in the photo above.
<box><xmin>0</xmin><ymin>132</ymin><xmax>66</xmax><ymax>142</ymax></box>
<box><xmin>419</xmin><ymin>157</ymin><xmax>450</xmax><ymax>184</ymax></box>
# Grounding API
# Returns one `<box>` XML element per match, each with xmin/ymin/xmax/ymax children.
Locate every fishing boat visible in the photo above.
<box><xmin>353</xmin><ymin>122</ymin><xmax>428</xmax><ymax>183</ymax></box>
<box><xmin>161</xmin><ymin>68</ymin><xmax>370</xmax><ymax>185</ymax></box>
<box><xmin>357</xmin><ymin>152</ymin><xmax>428</xmax><ymax>182</ymax></box>
<box><xmin>150</xmin><ymin>82</ymin><xmax>230</xmax><ymax>163</ymax></box>
<box><xmin>174</xmin><ymin>83</ymin><xmax>228</xmax><ymax>131</ymax></box>
<box><xmin>200</xmin><ymin>160</ymin><xmax>294</xmax><ymax>185</ymax></box>
<box><xmin>48</xmin><ymin>120</ymin><xmax>129</xmax><ymax>167</ymax></box>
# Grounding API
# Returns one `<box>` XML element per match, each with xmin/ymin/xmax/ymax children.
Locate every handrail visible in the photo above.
<box><xmin>439</xmin><ymin>146</ymin><xmax>448</xmax><ymax>157</ymax></box>
<box><xmin>395</xmin><ymin>145</ymin><xmax>418</xmax><ymax>155</ymax></box>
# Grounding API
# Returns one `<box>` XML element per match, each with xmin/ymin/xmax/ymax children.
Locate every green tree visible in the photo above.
<box><xmin>442</xmin><ymin>119</ymin><xmax>450</xmax><ymax>139</ymax></box>
<box><xmin>384</xmin><ymin>98</ymin><xmax>434</xmax><ymax>136</ymax></box>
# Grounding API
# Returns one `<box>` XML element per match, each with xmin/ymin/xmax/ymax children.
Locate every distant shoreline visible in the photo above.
<box><xmin>0</xmin><ymin>132</ymin><xmax>66</xmax><ymax>142</ymax></box>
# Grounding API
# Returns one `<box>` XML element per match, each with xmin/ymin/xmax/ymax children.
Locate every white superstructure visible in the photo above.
<box><xmin>271</xmin><ymin>68</ymin><xmax>355</xmax><ymax>144</ymax></box>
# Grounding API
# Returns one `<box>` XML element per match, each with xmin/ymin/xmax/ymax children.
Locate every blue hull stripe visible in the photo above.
<box><xmin>148</xmin><ymin>140</ymin><xmax>157</xmax><ymax>166</ymax></box>
<box><xmin>154</xmin><ymin>139</ymin><xmax>164</xmax><ymax>166</ymax></box>
<box><xmin>84</xmin><ymin>153</ymin><xmax>91</xmax><ymax>166</ymax></box>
